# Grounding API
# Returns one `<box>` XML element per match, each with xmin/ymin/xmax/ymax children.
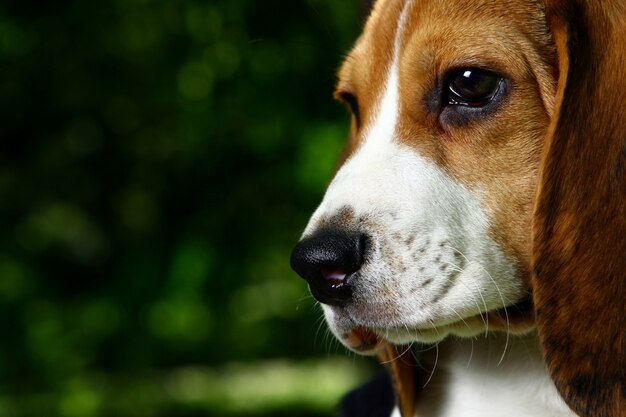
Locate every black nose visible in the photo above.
<box><xmin>290</xmin><ymin>231</ymin><xmax>366</xmax><ymax>306</ymax></box>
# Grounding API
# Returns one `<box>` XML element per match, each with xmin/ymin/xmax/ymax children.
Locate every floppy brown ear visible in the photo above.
<box><xmin>532</xmin><ymin>2</ymin><xmax>626</xmax><ymax>417</ymax></box>
<box><xmin>377</xmin><ymin>343</ymin><xmax>417</xmax><ymax>417</ymax></box>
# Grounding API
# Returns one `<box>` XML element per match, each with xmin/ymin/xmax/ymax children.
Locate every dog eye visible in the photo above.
<box><xmin>338</xmin><ymin>92</ymin><xmax>361</xmax><ymax>127</ymax></box>
<box><xmin>446</xmin><ymin>68</ymin><xmax>502</xmax><ymax>106</ymax></box>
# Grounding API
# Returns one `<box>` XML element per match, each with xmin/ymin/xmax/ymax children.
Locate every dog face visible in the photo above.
<box><xmin>292</xmin><ymin>0</ymin><xmax>558</xmax><ymax>353</ymax></box>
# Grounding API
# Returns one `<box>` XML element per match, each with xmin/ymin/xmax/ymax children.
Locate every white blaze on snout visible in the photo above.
<box><xmin>302</xmin><ymin>0</ymin><xmax>521</xmax><ymax>345</ymax></box>
<box><xmin>304</xmin><ymin>4</ymin><xmax>404</xmax><ymax>237</ymax></box>
<box><xmin>304</xmin><ymin>64</ymin><xmax>403</xmax><ymax>235</ymax></box>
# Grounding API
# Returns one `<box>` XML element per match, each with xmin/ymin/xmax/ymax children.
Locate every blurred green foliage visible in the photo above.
<box><xmin>0</xmin><ymin>0</ymin><xmax>374</xmax><ymax>415</ymax></box>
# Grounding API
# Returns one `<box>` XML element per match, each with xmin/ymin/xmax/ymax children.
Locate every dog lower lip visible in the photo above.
<box><xmin>345</xmin><ymin>326</ymin><xmax>382</xmax><ymax>353</ymax></box>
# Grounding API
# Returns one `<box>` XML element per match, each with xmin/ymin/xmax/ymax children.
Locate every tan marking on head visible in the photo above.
<box><xmin>335</xmin><ymin>0</ymin><xmax>407</xmax><ymax>157</ymax></box>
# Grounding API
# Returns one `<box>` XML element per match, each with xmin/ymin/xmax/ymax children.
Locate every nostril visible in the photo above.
<box><xmin>290</xmin><ymin>230</ymin><xmax>367</xmax><ymax>306</ymax></box>
<box><xmin>320</xmin><ymin>266</ymin><xmax>349</xmax><ymax>286</ymax></box>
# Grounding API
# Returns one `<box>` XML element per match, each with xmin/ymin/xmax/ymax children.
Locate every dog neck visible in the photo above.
<box><xmin>394</xmin><ymin>332</ymin><xmax>575</xmax><ymax>417</ymax></box>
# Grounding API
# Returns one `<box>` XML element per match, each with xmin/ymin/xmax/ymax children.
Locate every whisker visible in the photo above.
<box><xmin>484</xmin><ymin>273</ymin><xmax>510</xmax><ymax>365</ymax></box>
<box><xmin>468</xmin><ymin>259</ymin><xmax>511</xmax><ymax>364</ymax></box>
<box><xmin>448</xmin><ymin>300</ymin><xmax>473</xmax><ymax>333</ymax></box>
<box><xmin>379</xmin><ymin>343</ymin><xmax>415</xmax><ymax>364</ymax></box>
<box><xmin>423</xmin><ymin>341</ymin><xmax>439</xmax><ymax>388</ymax></box>
<box><xmin>446</xmin><ymin>246</ymin><xmax>511</xmax><ymax>363</ymax></box>
<box><xmin>467</xmin><ymin>336</ymin><xmax>475</xmax><ymax>368</ymax></box>
<box><xmin>449</xmin><ymin>247</ymin><xmax>490</xmax><ymax>335</ymax></box>
<box><xmin>413</xmin><ymin>343</ymin><xmax>438</xmax><ymax>353</ymax></box>
<box><xmin>314</xmin><ymin>318</ymin><xmax>325</xmax><ymax>344</ymax></box>
<box><xmin>444</xmin><ymin>262</ymin><xmax>488</xmax><ymax>329</ymax></box>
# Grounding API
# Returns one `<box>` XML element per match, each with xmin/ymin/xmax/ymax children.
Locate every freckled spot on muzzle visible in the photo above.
<box><xmin>317</xmin><ymin>205</ymin><xmax>356</xmax><ymax>230</ymax></box>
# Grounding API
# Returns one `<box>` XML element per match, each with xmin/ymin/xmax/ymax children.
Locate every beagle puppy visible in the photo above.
<box><xmin>291</xmin><ymin>0</ymin><xmax>625</xmax><ymax>417</ymax></box>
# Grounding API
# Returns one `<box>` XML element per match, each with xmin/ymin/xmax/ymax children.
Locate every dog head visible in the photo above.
<box><xmin>292</xmin><ymin>0</ymin><xmax>554</xmax><ymax>350</ymax></box>
<box><xmin>291</xmin><ymin>0</ymin><xmax>625</xmax><ymax>416</ymax></box>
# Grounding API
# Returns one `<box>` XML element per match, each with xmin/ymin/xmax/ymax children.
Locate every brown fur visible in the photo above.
<box><xmin>379</xmin><ymin>344</ymin><xmax>419</xmax><ymax>417</ymax></box>
<box><xmin>332</xmin><ymin>0</ymin><xmax>626</xmax><ymax>416</ymax></box>
<box><xmin>532</xmin><ymin>1</ymin><xmax>626</xmax><ymax>416</ymax></box>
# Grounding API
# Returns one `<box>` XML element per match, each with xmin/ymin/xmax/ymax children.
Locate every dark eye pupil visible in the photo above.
<box><xmin>448</xmin><ymin>69</ymin><xmax>500</xmax><ymax>105</ymax></box>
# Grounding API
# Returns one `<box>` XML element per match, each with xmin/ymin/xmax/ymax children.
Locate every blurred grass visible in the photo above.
<box><xmin>0</xmin><ymin>358</ymin><xmax>371</xmax><ymax>417</ymax></box>
<box><xmin>0</xmin><ymin>0</ymin><xmax>376</xmax><ymax>415</ymax></box>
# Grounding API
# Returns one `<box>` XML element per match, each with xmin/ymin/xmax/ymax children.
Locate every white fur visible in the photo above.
<box><xmin>413</xmin><ymin>334</ymin><xmax>574</xmax><ymax>417</ymax></box>
<box><xmin>384</xmin><ymin>335</ymin><xmax>574</xmax><ymax>417</ymax></box>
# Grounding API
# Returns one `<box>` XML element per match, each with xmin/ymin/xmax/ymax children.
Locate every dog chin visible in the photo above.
<box><xmin>324</xmin><ymin>301</ymin><xmax>535</xmax><ymax>354</ymax></box>
<box><xmin>323</xmin><ymin>304</ymin><xmax>464</xmax><ymax>354</ymax></box>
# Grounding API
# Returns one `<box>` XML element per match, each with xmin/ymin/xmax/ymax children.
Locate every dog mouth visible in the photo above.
<box><xmin>292</xmin><ymin>221</ymin><xmax>535</xmax><ymax>350</ymax></box>
<box><xmin>341</xmin><ymin>326</ymin><xmax>385</xmax><ymax>354</ymax></box>
<box><xmin>333</xmin><ymin>295</ymin><xmax>535</xmax><ymax>352</ymax></box>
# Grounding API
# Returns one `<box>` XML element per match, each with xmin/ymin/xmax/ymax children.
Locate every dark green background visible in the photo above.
<box><xmin>0</xmin><ymin>1</ymin><xmax>377</xmax><ymax>415</ymax></box>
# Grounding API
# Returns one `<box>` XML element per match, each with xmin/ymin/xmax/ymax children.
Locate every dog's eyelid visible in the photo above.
<box><xmin>334</xmin><ymin>87</ymin><xmax>356</xmax><ymax>103</ymax></box>
<box><xmin>335</xmin><ymin>90</ymin><xmax>361</xmax><ymax>127</ymax></box>
<box><xmin>333</xmin><ymin>80</ymin><xmax>356</xmax><ymax>99</ymax></box>
<box><xmin>441</xmin><ymin>60</ymin><xmax>509</xmax><ymax>78</ymax></box>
